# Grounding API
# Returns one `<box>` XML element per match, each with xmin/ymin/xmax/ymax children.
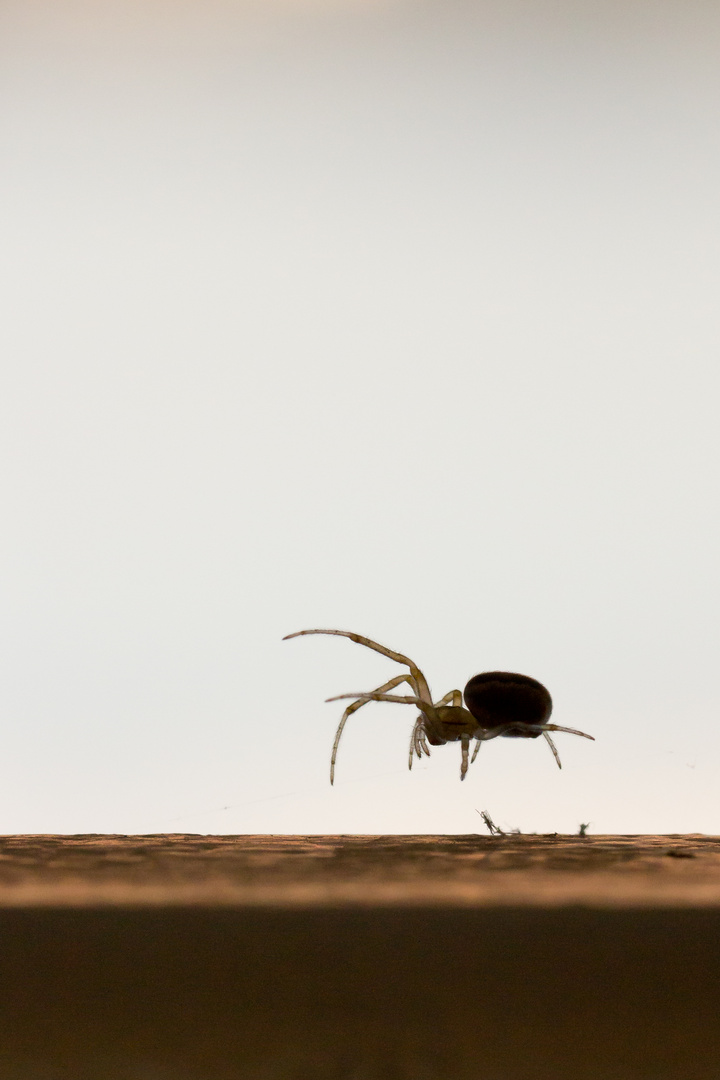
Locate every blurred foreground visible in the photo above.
<box><xmin>1</xmin><ymin>834</ymin><xmax>719</xmax><ymax>1078</ymax></box>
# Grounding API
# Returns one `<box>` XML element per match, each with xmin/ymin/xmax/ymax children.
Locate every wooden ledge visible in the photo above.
<box><xmin>0</xmin><ymin>833</ymin><xmax>718</xmax><ymax>907</ymax></box>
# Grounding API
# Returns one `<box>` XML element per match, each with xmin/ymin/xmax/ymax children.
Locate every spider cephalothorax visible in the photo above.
<box><xmin>283</xmin><ymin>629</ymin><xmax>594</xmax><ymax>781</ymax></box>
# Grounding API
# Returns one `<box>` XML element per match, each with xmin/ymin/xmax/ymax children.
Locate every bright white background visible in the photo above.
<box><xmin>1</xmin><ymin>0</ymin><xmax>719</xmax><ymax>835</ymax></box>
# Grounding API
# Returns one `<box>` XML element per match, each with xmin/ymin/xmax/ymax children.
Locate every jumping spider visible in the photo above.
<box><xmin>284</xmin><ymin>629</ymin><xmax>594</xmax><ymax>782</ymax></box>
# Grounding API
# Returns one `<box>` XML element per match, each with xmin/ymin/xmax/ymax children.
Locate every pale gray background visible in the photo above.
<box><xmin>1</xmin><ymin>0</ymin><xmax>719</xmax><ymax>835</ymax></box>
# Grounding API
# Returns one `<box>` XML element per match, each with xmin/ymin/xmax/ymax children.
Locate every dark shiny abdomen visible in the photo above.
<box><xmin>463</xmin><ymin>671</ymin><xmax>552</xmax><ymax>738</ymax></box>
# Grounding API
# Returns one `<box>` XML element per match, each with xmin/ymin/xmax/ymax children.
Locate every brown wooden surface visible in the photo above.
<box><xmin>2</xmin><ymin>832</ymin><xmax>720</xmax><ymax>907</ymax></box>
<box><xmin>1</xmin><ymin>835</ymin><xmax>719</xmax><ymax>1079</ymax></box>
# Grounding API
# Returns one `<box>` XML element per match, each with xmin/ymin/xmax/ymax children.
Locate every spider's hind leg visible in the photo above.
<box><xmin>543</xmin><ymin>732</ymin><xmax>562</xmax><ymax>769</ymax></box>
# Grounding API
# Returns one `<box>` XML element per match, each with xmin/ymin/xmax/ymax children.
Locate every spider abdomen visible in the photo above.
<box><xmin>463</xmin><ymin>671</ymin><xmax>552</xmax><ymax>738</ymax></box>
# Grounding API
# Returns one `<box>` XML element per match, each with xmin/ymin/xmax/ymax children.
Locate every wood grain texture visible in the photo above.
<box><xmin>1</xmin><ymin>835</ymin><xmax>719</xmax><ymax>1079</ymax></box>
<box><xmin>0</xmin><ymin>832</ymin><xmax>719</xmax><ymax>906</ymax></box>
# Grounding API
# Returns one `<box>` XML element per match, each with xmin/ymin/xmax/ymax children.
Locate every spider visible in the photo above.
<box><xmin>283</xmin><ymin>628</ymin><xmax>594</xmax><ymax>782</ymax></box>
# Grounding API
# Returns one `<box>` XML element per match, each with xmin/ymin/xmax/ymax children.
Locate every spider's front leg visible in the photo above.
<box><xmin>408</xmin><ymin>690</ymin><xmax>461</xmax><ymax>769</ymax></box>
<box><xmin>284</xmin><ymin>630</ymin><xmax>439</xmax><ymax>779</ymax></box>
<box><xmin>329</xmin><ymin>674</ymin><xmax>416</xmax><ymax>784</ymax></box>
<box><xmin>409</xmin><ymin>716</ymin><xmax>429</xmax><ymax>768</ymax></box>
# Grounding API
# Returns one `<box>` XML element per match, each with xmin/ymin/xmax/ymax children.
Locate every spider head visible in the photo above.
<box><xmin>462</xmin><ymin>671</ymin><xmax>552</xmax><ymax>738</ymax></box>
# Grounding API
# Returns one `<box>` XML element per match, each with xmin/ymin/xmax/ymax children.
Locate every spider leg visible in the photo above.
<box><xmin>434</xmin><ymin>690</ymin><xmax>463</xmax><ymax>707</ymax></box>
<box><xmin>408</xmin><ymin>716</ymin><xmax>430</xmax><ymax>770</ymax></box>
<box><xmin>473</xmin><ymin>722</ymin><xmax>594</xmax><ymax>742</ymax></box>
<box><xmin>437</xmin><ymin>691</ymin><xmax>480</xmax><ymax>775</ymax></box>
<box><xmin>328</xmin><ymin>693</ymin><xmax>456</xmax><ymax>771</ymax></box>
<box><xmin>326</xmin><ymin>692</ymin><xmax>426</xmax><ymax>705</ymax></box>
<box><xmin>460</xmin><ymin>734</ymin><xmax>471</xmax><ymax>781</ymax></box>
<box><xmin>471</xmin><ymin>739</ymin><xmax>482</xmax><ymax>764</ymax></box>
<box><xmin>330</xmin><ymin>674</ymin><xmax>415</xmax><ymax>785</ymax></box>
<box><xmin>408</xmin><ymin>691</ymin><xmax>461</xmax><ymax>768</ymax></box>
<box><xmin>285</xmin><ymin>629</ymin><xmax>440</xmax><ymax>776</ymax></box>
<box><xmin>433</xmin><ymin>691</ymin><xmax>477</xmax><ymax>778</ymax></box>
<box><xmin>473</xmin><ymin>725</ymin><xmax>516</xmax><ymax>743</ymax></box>
<box><xmin>283</xmin><ymin>629</ymin><xmax>433</xmax><ymax>704</ymax></box>
<box><xmin>538</xmin><ymin>723</ymin><xmax>594</xmax><ymax>741</ymax></box>
<box><xmin>543</xmin><ymin>732</ymin><xmax>562</xmax><ymax>769</ymax></box>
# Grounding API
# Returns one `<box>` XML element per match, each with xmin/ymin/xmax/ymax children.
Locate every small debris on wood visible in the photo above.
<box><xmin>477</xmin><ymin>810</ymin><xmax>505</xmax><ymax>836</ymax></box>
